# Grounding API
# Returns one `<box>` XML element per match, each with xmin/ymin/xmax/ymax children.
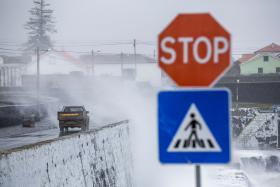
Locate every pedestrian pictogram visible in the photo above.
<box><xmin>158</xmin><ymin>13</ymin><xmax>231</xmax><ymax>87</ymax></box>
<box><xmin>168</xmin><ymin>104</ymin><xmax>221</xmax><ymax>152</ymax></box>
<box><xmin>158</xmin><ymin>89</ymin><xmax>231</xmax><ymax>164</ymax></box>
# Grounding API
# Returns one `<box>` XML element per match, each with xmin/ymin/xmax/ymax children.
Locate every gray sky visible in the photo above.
<box><xmin>0</xmin><ymin>0</ymin><xmax>279</xmax><ymax>56</ymax></box>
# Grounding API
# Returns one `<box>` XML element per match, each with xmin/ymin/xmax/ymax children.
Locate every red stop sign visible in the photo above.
<box><xmin>158</xmin><ymin>13</ymin><xmax>231</xmax><ymax>87</ymax></box>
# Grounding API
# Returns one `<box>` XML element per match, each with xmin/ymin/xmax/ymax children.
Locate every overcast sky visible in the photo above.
<box><xmin>0</xmin><ymin>0</ymin><xmax>279</xmax><ymax>55</ymax></box>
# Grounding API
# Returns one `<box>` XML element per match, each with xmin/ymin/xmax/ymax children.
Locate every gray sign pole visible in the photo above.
<box><xmin>195</xmin><ymin>165</ymin><xmax>201</xmax><ymax>187</ymax></box>
<box><xmin>36</xmin><ymin>47</ymin><xmax>40</xmax><ymax>120</ymax></box>
<box><xmin>277</xmin><ymin>120</ymin><xmax>280</xmax><ymax>149</ymax></box>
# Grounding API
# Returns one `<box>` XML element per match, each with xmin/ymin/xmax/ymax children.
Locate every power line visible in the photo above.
<box><xmin>0</xmin><ymin>44</ymin><xmax>23</xmax><ymax>47</ymax></box>
<box><xmin>0</xmin><ymin>39</ymin><xmax>273</xmax><ymax>56</ymax></box>
<box><xmin>0</xmin><ymin>51</ymin><xmax>24</xmax><ymax>55</ymax></box>
<box><xmin>0</xmin><ymin>47</ymin><xmax>27</xmax><ymax>52</ymax></box>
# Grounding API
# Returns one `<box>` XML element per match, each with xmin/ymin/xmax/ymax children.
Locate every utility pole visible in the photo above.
<box><xmin>236</xmin><ymin>79</ymin><xmax>239</xmax><ymax>109</ymax></box>
<box><xmin>91</xmin><ymin>50</ymin><xmax>94</xmax><ymax>76</ymax></box>
<box><xmin>133</xmin><ymin>39</ymin><xmax>136</xmax><ymax>61</ymax></box>
<box><xmin>133</xmin><ymin>39</ymin><xmax>136</xmax><ymax>78</ymax></box>
<box><xmin>277</xmin><ymin>119</ymin><xmax>280</xmax><ymax>149</ymax></box>
<box><xmin>121</xmin><ymin>52</ymin><xmax>124</xmax><ymax>76</ymax></box>
<box><xmin>36</xmin><ymin>46</ymin><xmax>40</xmax><ymax>120</ymax></box>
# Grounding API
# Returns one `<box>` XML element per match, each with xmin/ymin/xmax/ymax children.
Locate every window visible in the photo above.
<box><xmin>276</xmin><ymin>67</ymin><xmax>280</xmax><ymax>73</ymax></box>
<box><xmin>64</xmin><ymin>107</ymin><xmax>84</xmax><ymax>112</ymax></box>
<box><xmin>263</xmin><ymin>56</ymin><xmax>269</xmax><ymax>62</ymax></box>
<box><xmin>258</xmin><ymin>68</ymin><xmax>263</xmax><ymax>73</ymax></box>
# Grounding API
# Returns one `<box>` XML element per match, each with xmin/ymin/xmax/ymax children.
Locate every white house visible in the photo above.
<box><xmin>0</xmin><ymin>56</ymin><xmax>25</xmax><ymax>87</ymax></box>
<box><xmin>238</xmin><ymin>43</ymin><xmax>280</xmax><ymax>75</ymax></box>
<box><xmin>81</xmin><ymin>53</ymin><xmax>162</xmax><ymax>86</ymax></box>
<box><xmin>26</xmin><ymin>51</ymin><xmax>86</xmax><ymax>75</ymax></box>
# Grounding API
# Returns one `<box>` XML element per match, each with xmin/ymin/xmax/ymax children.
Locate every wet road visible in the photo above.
<box><xmin>0</xmin><ymin>118</ymin><xmax>126</xmax><ymax>151</ymax></box>
<box><xmin>0</xmin><ymin>127</ymin><xmax>88</xmax><ymax>151</ymax></box>
<box><xmin>0</xmin><ymin>129</ymin><xmax>60</xmax><ymax>150</ymax></box>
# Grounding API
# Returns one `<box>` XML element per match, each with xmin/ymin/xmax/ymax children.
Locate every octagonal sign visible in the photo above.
<box><xmin>158</xmin><ymin>13</ymin><xmax>231</xmax><ymax>87</ymax></box>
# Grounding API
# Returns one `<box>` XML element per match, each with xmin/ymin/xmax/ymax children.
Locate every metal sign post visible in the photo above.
<box><xmin>277</xmin><ymin>120</ymin><xmax>280</xmax><ymax>149</ymax></box>
<box><xmin>195</xmin><ymin>165</ymin><xmax>201</xmax><ymax>187</ymax></box>
<box><xmin>157</xmin><ymin>13</ymin><xmax>232</xmax><ymax>187</ymax></box>
<box><xmin>158</xmin><ymin>90</ymin><xmax>231</xmax><ymax>187</ymax></box>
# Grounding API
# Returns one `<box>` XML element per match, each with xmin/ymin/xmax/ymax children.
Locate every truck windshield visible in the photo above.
<box><xmin>64</xmin><ymin>107</ymin><xmax>84</xmax><ymax>112</ymax></box>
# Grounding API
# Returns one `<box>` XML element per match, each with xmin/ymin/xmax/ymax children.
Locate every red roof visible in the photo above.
<box><xmin>238</xmin><ymin>53</ymin><xmax>256</xmax><ymax>63</ymax></box>
<box><xmin>255</xmin><ymin>43</ymin><xmax>280</xmax><ymax>53</ymax></box>
<box><xmin>238</xmin><ymin>43</ymin><xmax>280</xmax><ymax>63</ymax></box>
<box><xmin>39</xmin><ymin>50</ymin><xmax>80</xmax><ymax>64</ymax></box>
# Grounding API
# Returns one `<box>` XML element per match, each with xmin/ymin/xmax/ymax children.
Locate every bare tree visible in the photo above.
<box><xmin>25</xmin><ymin>0</ymin><xmax>56</xmax><ymax>50</ymax></box>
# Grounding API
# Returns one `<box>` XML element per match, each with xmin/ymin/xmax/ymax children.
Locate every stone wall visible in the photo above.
<box><xmin>0</xmin><ymin>121</ymin><xmax>133</xmax><ymax>187</ymax></box>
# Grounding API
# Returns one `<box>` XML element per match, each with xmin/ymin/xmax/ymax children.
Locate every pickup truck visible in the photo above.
<box><xmin>57</xmin><ymin>106</ymin><xmax>90</xmax><ymax>132</ymax></box>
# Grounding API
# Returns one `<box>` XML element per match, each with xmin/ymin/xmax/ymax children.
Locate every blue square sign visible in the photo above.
<box><xmin>158</xmin><ymin>89</ymin><xmax>231</xmax><ymax>164</ymax></box>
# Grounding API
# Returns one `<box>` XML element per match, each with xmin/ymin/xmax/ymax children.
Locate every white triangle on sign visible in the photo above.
<box><xmin>168</xmin><ymin>104</ymin><xmax>222</xmax><ymax>152</ymax></box>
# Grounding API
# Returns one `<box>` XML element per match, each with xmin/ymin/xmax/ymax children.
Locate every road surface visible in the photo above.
<box><xmin>0</xmin><ymin>117</ymin><xmax>126</xmax><ymax>151</ymax></box>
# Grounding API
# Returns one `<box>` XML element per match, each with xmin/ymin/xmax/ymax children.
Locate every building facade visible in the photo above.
<box><xmin>80</xmin><ymin>53</ymin><xmax>162</xmax><ymax>86</ymax></box>
<box><xmin>26</xmin><ymin>51</ymin><xmax>85</xmax><ymax>75</ymax></box>
<box><xmin>0</xmin><ymin>64</ymin><xmax>25</xmax><ymax>87</ymax></box>
<box><xmin>239</xmin><ymin>43</ymin><xmax>280</xmax><ymax>75</ymax></box>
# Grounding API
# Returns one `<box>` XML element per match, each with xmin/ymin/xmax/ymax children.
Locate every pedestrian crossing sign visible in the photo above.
<box><xmin>158</xmin><ymin>89</ymin><xmax>231</xmax><ymax>164</ymax></box>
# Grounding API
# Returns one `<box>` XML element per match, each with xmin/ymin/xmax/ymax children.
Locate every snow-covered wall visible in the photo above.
<box><xmin>0</xmin><ymin>121</ymin><xmax>133</xmax><ymax>187</ymax></box>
